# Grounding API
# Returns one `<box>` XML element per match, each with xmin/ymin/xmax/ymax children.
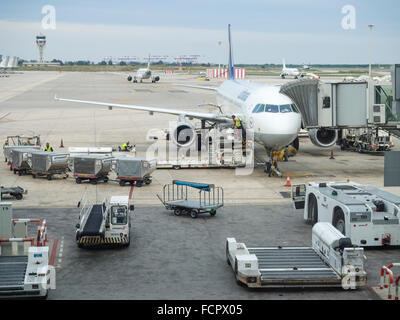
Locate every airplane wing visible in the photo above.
<box><xmin>55</xmin><ymin>97</ymin><xmax>233</xmax><ymax>123</ymax></box>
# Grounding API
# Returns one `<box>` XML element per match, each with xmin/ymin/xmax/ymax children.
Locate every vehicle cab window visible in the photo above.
<box><xmin>111</xmin><ymin>205</ymin><xmax>128</xmax><ymax>224</ymax></box>
<box><xmin>265</xmin><ymin>105</ymin><xmax>279</xmax><ymax>113</ymax></box>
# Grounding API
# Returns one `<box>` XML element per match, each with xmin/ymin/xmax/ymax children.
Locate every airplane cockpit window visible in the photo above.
<box><xmin>265</xmin><ymin>105</ymin><xmax>279</xmax><ymax>113</ymax></box>
<box><xmin>252</xmin><ymin>104</ymin><xmax>265</xmax><ymax>113</ymax></box>
<box><xmin>280</xmin><ymin>104</ymin><xmax>292</xmax><ymax>113</ymax></box>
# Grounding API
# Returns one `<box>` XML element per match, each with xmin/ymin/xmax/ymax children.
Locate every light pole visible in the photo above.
<box><xmin>218</xmin><ymin>40</ymin><xmax>222</xmax><ymax>71</ymax></box>
<box><xmin>368</xmin><ymin>24</ymin><xmax>374</xmax><ymax>78</ymax></box>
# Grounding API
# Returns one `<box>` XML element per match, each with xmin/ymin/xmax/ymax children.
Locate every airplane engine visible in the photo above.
<box><xmin>309</xmin><ymin>128</ymin><xmax>338</xmax><ymax>148</ymax></box>
<box><xmin>170</xmin><ymin>121</ymin><xmax>197</xmax><ymax>147</ymax></box>
<box><xmin>127</xmin><ymin>75</ymin><xmax>132</xmax><ymax>81</ymax></box>
<box><xmin>154</xmin><ymin>76</ymin><xmax>160</xmax><ymax>82</ymax></box>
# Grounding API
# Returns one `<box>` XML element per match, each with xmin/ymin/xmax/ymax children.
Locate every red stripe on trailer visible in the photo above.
<box><xmin>0</xmin><ymin>238</ymin><xmax>35</xmax><ymax>246</ymax></box>
<box><xmin>49</xmin><ymin>238</ymin><xmax>58</xmax><ymax>266</ymax></box>
<box><xmin>129</xmin><ymin>186</ymin><xmax>134</xmax><ymax>200</ymax></box>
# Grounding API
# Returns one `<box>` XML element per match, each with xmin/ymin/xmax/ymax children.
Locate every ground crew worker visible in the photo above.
<box><xmin>232</xmin><ymin>115</ymin><xmax>242</xmax><ymax>129</ymax></box>
<box><xmin>4</xmin><ymin>140</ymin><xmax>8</xmax><ymax>146</ymax></box>
<box><xmin>44</xmin><ymin>142</ymin><xmax>54</xmax><ymax>152</ymax></box>
<box><xmin>121</xmin><ymin>141</ymin><xmax>130</xmax><ymax>151</ymax></box>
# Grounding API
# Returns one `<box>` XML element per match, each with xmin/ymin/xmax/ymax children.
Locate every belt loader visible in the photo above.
<box><xmin>226</xmin><ymin>222</ymin><xmax>367</xmax><ymax>289</ymax></box>
<box><xmin>292</xmin><ymin>180</ymin><xmax>400</xmax><ymax>247</ymax></box>
<box><xmin>75</xmin><ymin>192</ymin><xmax>134</xmax><ymax>248</ymax></box>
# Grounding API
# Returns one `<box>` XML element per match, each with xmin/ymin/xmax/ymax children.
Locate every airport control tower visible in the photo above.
<box><xmin>36</xmin><ymin>33</ymin><xmax>46</xmax><ymax>63</ymax></box>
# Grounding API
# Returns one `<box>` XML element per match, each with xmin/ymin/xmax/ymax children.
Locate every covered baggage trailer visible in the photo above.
<box><xmin>11</xmin><ymin>148</ymin><xmax>36</xmax><ymax>176</ymax></box>
<box><xmin>112</xmin><ymin>157</ymin><xmax>157</xmax><ymax>186</ymax></box>
<box><xmin>3</xmin><ymin>135</ymin><xmax>41</xmax><ymax>164</ymax></box>
<box><xmin>4</xmin><ymin>145</ymin><xmax>41</xmax><ymax>167</ymax></box>
<box><xmin>226</xmin><ymin>223</ymin><xmax>367</xmax><ymax>289</ymax></box>
<box><xmin>29</xmin><ymin>151</ymin><xmax>69</xmax><ymax>180</ymax></box>
<box><xmin>157</xmin><ymin>180</ymin><xmax>224</xmax><ymax>218</ymax></box>
<box><xmin>71</xmin><ymin>154</ymin><xmax>112</xmax><ymax>184</ymax></box>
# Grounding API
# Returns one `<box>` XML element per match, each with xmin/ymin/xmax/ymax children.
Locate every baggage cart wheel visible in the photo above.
<box><xmin>75</xmin><ymin>178</ymin><xmax>82</xmax><ymax>184</ymax></box>
<box><xmin>130</xmin><ymin>181</ymin><xmax>134</xmax><ymax>186</ymax></box>
<box><xmin>210</xmin><ymin>209</ymin><xmax>216</xmax><ymax>216</ymax></box>
<box><xmin>15</xmin><ymin>193</ymin><xmax>23</xmax><ymax>200</ymax></box>
<box><xmin>190</xmin><ymin>210</ymin><xmax>198</xmax><ymax>219</ymax></box>
<box><xmin>144</xmin><ymin>177</ymin><xmax>152</xmax><ymax>185</ymax></box>
<box><xmin>18</xmin><ymin>170</ymin><xmax>22</xmax><ymax>176</ymax></box>
<box><xmin>174</xmin><ymin>208</ymin><xmax>182</xmax><ymax>216</ymax></box>
<box><xmin>32</xmin><ymin>174</ymin><xmax>36</xmax><ymax>179</ymax></box>
<box><xmin>13</xmin><ymin>169</ymin><xmax>16</xmax><ymax>174</ymax></box>
<box><xmin>136</xmin><ymin>181</ymin><xmax>143</xmax><ymax>187</ymax></box>
<box><xmin>119</xmin><ymin>180</ymin><xmax>126</xmax><ymax>186</ymax></box>
<box><xmin>90</xmin><ymin>179</ymin><xmax>98</xmax><ymax>185</ymax></box>
<box><xmin>47</xmin><ymin>175</ymin><xmax>52</xmax><ymax>181</ymax></box>
<box><xmin>103</xmin><ymin>177</ymin><xmax>109</xmax><ymax>183</ymax></box>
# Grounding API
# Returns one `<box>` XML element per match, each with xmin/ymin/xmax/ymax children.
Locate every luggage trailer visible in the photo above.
<box><xmin>71</xmin><ymin>154</ymin><xmax>112</xmax><ymax>185</ymax></box>
<box><xmin>226</xmin><ymin>223</ymin><xmax>367</xmax><ymax>289</ymax></box>
<box><xmin>29</xmin><ymin>151</ymin><xmax>69</xmax><ymax>180</ymax></box>
<box><xmin>112</xmin><ymin>157</ymin><xmax>157</xmax><ymax>187</ymax></box>
<box><xmin>292</xmin><ymin>180</ymin><xmax>400</xmax><ymax>247</ymax></box>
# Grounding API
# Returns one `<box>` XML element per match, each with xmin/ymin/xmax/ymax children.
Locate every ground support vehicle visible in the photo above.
<box><xmin>0</xmin><ymin>186</ymin><xmax>26</xmax><ymax>200</ymax></box>
<box><xmin>112</xmin><ymin>157</ymin><xmax>156</xmax><ymax>187</ymax></box>
<box><xmin>226</xmin><ymin>222</ymin><xmax>367</xmax><ymax>289</ymax></box>
<box><xmin>292</xmin><ymin>180</ymin><xmax>400</xmax><ymax>247</ymax></box>
<box><xmin>75</xmin><ymin>192</ymin><xmax>134</xmax><ymax>248</ymax></box>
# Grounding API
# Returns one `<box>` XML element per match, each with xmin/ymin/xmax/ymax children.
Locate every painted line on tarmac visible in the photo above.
<box><xmin>56</xmin><ymin>236</ymin><xmax>64</xmax><ymax>269</ymax></box>
<box><xmin>129</xmin><ymin>186</ymin><xmax>134</xmax><ymax>200</ymax></box>
<box><xmin>0</xmin><ymin>112</ymin><xmax>10</xmax><ymax>120</ymax></box>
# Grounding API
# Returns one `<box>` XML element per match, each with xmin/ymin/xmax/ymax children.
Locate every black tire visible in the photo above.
<box><xmin>103</xmin><ymin>177</ymin><xmax>109</xmax><ymax>183</ymax></box>
<box><xmin>136</xmin><ymin>181</ymin><xmax>143</xmax><ymax>187</ymax></box>
<box><xmin>308</xmin><ymin>194</ymin><xmax>318</xmax><ymax>225</ymax></box>
<box><xmin>90</xmin><ymin>179</ymin><xmax>97</xmax><ymax>185</ymax></box>
<box><xmin>47</xmin><ymin>175</ymin><xmax>52</xmax><ymax>181</ymax></box>
<box><xmin>32</xmin><ymin>174</ymin><xmax>36</xmax><ymax>179</ymax></box>
<box><xmin>119</xmin><ymin>180</ymin><xmax>126</xmax><ymax>186</ymax></box>
<box><xmin>13</xmin><ymin>169</ymin><xmax>16</xmax><ymax>174</ymax></box>
<box><xmin>15</xmin><ymin>193</ymin><xmax>23</xmax><ymax>200</ymax></box>
<box><xmin>18</xmin><ymin>171</ymin><xmax>22</xmax><ymax>176</ymax></box>
<box><xmin>190</xmin><ymin>210</ymin><xmax>198</xmax><ymax>219</ymax></box>
<box><xmin>333</xmin><ymin>207</ymin><xmax>346</xmax><ymax>235</ymax></box>
<box><xmin>210</xmin><ymin>209</ymin><xmax>216</xmax><ymax>216</ymax></box>
<box><xmin>76</xmin><ymin>178</ymin><xmax>82</xmax><ymax>184</ymax></box>
<box><xmin>174</xmin><ymin>208</ymin><xmax>182</xmax><ymax>216</ymax></box>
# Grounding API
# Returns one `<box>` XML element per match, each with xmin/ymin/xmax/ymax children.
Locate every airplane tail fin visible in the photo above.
<box><xmin>282</xmin><ymin>58</ymin><xmax>286</xmax><ymax>69</ymax></box>
<box><xmin>147</xmin><ymin>54</ymin><xmax>151</xmax><ymax>69</ymax></box>
<box><xmin>227</xmin><ymin>24</ymin><xmax>235</xmax><ymax>80</ymax></box>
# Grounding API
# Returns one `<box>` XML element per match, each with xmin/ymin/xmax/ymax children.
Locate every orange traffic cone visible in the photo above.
<box><xmin>329</xmin><ymin>149</ymin><xmax>335</xmax><ymax>159</ymax></box>
<box><xmin>60</xmin><ymin>139</ymin><xmax>64</xmax><ymax>148</ymax></box>
<box><xmin>285</xmin><ymin>174</ymin><xmax>291</xmax><ymax>187</ymax></box>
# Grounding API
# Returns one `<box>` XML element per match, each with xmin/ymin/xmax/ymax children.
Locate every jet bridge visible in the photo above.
<box><xmin>279</xmin><ymin>65</ymin><xmax>400</xmax><ymax>132</ymax></box>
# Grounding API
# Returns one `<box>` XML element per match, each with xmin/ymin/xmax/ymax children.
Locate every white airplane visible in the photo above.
<box><xmin>56</xmin><ymin>25</ymin><xmax>307</xmax><ymax>175</ymax></box>
<box><xmin>280</xmin><ymin>58</ymin><xmax>302</xmax><ymax>79</ymax></box>
<box><xmin>0</xmin><ymin>56</ymin><xmax>10</xmax><ymax>71</ymax></box>
<box><xmin>126</xmin><ymin>55</ymin><xmax>160</xmax><ymax>83</ymax></box>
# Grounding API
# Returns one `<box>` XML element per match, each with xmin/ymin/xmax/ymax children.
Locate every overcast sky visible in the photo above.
<box><xmin>0</xmin><ymin>0</ymin><xmax>399</xmax><ymax>64</ymax></box>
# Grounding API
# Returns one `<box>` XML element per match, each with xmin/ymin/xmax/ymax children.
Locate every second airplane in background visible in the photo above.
<box><xmin>126</xmin><ymin>55</ymin><xmax>160</xmax><ymax>83</ymax></box>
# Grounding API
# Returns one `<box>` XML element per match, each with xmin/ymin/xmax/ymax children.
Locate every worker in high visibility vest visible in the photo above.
<box><xmin>232</xmin><ymin>115</ymin><xmax>242</xmax><ymax>129</ymax></box>
<box><xmin>44</xmin><ymin>142</ymin><xmax>54</xmax><ymax>152</ymax></box>
<box><xmin>121</xmin><ymin>141</ymin><xmax>130</xmax><ymax>152</ymax></box>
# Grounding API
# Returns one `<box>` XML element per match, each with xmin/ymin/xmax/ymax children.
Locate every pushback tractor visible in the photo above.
<box><xmin>75</xmin><ymin>191</ymin><xmax>134</xmax><ymax>248</ymax></box>
<box><xmin>292</xmin><ymin>181</ymin><xmax>400</xmax><ymax>247</ymax></box>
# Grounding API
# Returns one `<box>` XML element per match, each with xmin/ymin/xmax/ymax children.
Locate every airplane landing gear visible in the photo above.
<box><xmin>265</xmin><ymin>151</ymin><xmax>282</xmax><ymax>177</ymax></box>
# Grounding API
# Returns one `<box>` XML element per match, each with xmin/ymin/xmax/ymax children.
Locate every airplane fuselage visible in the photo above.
<box><xmin>217</xmin><ymin>80</ymin><xmax>301</xmax><ymax>150</ymax></box>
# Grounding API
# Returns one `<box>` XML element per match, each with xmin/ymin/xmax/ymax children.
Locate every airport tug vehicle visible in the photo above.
<box><xmin>292</xmin><ymin>181</ymin><xmax>400</xmax><ymax>247</ymax></box>
<box><xmin>226</xmin><ymin>223</ymin><xmax>366</xmax><ymax>289</ymax></box>
<box><xmin>75</xmin><ymin>192</ymin><xmax>134</xmax><ymax>248</ymax></box>
<box><xmin>0</xmin><ymin>202</ymin><xmax>50</xmax><ymax>298</ymax></box>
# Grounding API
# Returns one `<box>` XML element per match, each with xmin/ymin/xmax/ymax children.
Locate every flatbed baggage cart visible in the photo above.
<box><xmin>112</xmin><ymin>157</ymin><xmax>157</xmax><ymax>187</ymax></box>
<box><xmin>29</xmin><ymin>151</ymin><xmax>69</xmax><ymax>180</ymax></box>
<box><xmin>0</xmin><ymin>186</ymin><xmax>27</xmax><ymax>200</ymax></box>
<box><xmin>157</xmin><ymin>180</ymin><xmax>224</xmax><ymax>218</ymax></box>
<box><xmin>71</xmin><ymin>154</ymin><xmax>112</xmax><ymax>184</ymax></box>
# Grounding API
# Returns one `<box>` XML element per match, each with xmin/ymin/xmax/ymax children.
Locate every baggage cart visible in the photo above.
<box><xmin>71</xmin><ymin>154</ymin><xmax>112</xmax><ymax>184</ymax></box>
<box><xmin>11</xmin><ymin>148</ymin><xmax>36</xmax><ymax>176</ymax></box>
<box><xmin>0</xmin><ymin>186</ymin><xmax>27</xmax><ymax>200</ymax></box>
<box><xmin>112</xmin><ymin>157</ymin><xmax>157</xmax><ymax>186</ymax></box>
<box><xmin>29</xmin><ymin>151</ymin><xmax>69</xmax><ymax>180</ymax></box>
<box><xmin>157</xmin><ymin>180</ymin><xmax>224</xmax><ymax>218</ymax></box>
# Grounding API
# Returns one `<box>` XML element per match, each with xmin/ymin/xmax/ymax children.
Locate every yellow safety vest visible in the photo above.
<box><xmin>44</xmin><ymin>146</ymin><xmax>52</xmax><ymax>152</ymax></box>
<box><xmin>234</xmin><ymin>117</ymin><xmax>241</xmax><ymax>128</ymax></box>
<box><xmin>122</xmin><ymin>143</ymin><xmax>128</xmax><ymax>150</ymax></box>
